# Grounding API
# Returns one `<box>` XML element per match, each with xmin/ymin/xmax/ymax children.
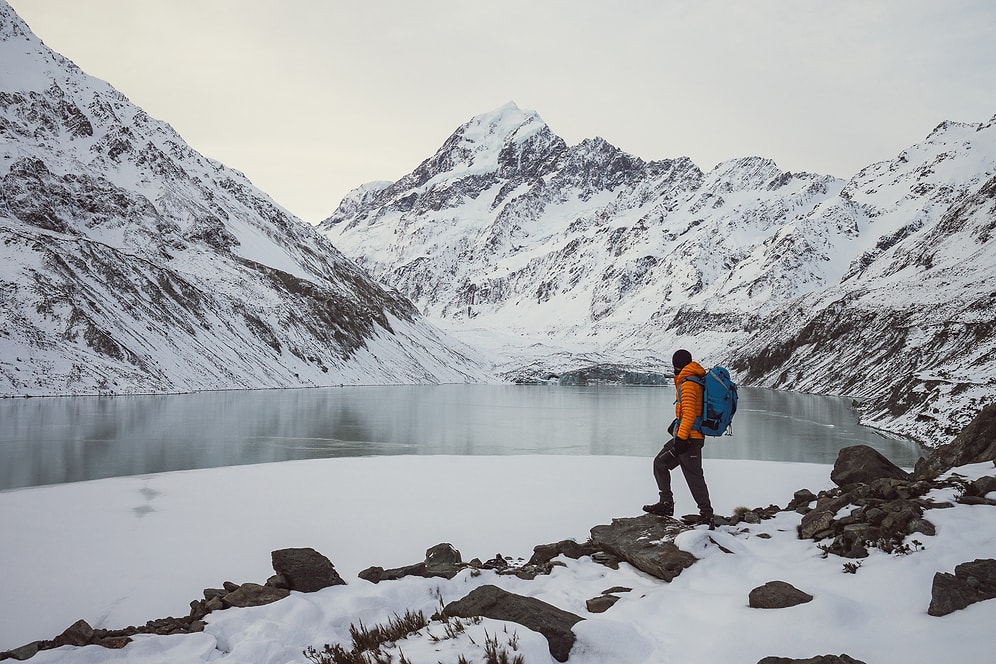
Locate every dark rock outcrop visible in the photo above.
<box><xmin>928</xmin><ymin>558</ymin><xmax>996</xmax><ymax>616</ymax></box>
<box><xmin>589</xmin><ymin>514</ymin><xmax>697</xmax><ymax>581</ymax></box>
<box><xmin>915</xmin><ymin>402</ymin><xmax>996</xmax><ymax>479</ymax></box>
<box><xmin>220</xmin><ymin>583</ymin><xmax>290</xmax><ymax>608</ymax></box>
<box><xmin>443</xmin><ymin>585</ymin><xmax>583</xmax><ymax>662</ymax></box>
<box><xmin>359</xmin><ymin>543</ymin><xmax>465</xmax><ymax>583</ymax></box>
<box><xmin>271</xmin><ymin>547</ymin><xmax>346</xmax><ymax>592</ymax></box>
<box><xmin>831</xmin><ymin>444</ymin><xmax>910</xmax><ymax>487</ymax></box>
<box><xmin>748</xmin><ymin>581</ymin><xmax>814</xmax><ymax>609</ymax></box>
<box><xmin>528</xmin><ymin>539</ymin><xmax>597</xmax><ymax>566</ymax></box>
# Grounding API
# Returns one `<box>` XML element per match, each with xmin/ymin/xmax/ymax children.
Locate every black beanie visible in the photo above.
<box><xmin>672</xmin><ymin>349</ymin><xmax>692</xmax><ymax>371</ymax></box>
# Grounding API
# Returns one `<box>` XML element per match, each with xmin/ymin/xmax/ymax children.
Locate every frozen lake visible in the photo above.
<box><xmin>0</xmin><ymin>384</ymin><xmax>924</xmax><ymax>491</ymax></box>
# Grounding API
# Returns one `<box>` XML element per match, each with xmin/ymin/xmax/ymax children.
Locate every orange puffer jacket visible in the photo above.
<box><xmin>674</xmin><ymin>361</ymin><xmax>706</xmax><ymax>441</ymax></box>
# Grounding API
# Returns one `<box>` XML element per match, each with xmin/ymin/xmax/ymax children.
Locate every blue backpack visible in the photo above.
<box><xmin>684</xmin><ymin>366</ymin><xmax>738</xmax><ymax>437</ymax></box>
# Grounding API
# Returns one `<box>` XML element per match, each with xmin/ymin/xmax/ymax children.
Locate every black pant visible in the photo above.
<box><xmin>653</xmin><ymin>439</ymin><xmax>713</xmax><ymax>515</ymax></box>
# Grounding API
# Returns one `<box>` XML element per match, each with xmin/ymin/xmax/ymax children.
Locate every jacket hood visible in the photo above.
<box><xmin>675</xmin><ymin>360</ymin><xmax>706</xmax><ymax>383</ymax></box>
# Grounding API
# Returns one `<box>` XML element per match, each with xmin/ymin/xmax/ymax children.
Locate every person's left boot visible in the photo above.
<box><xmin>642</xmin><ymin>499</ymin><xmax>674</xmax><ymax>517</ymax></box>
<box><xmin>699</xmin><ymin>511</ymin><xmax>715</xmax><ymax>530</ymax></box>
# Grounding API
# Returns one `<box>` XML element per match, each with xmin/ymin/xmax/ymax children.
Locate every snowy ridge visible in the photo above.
<box><xmin>0</xmin><ymin>1</ymin><xmax>492</xmax><ymax>395</ymax></box>
<box><xmin>322</xmin><ymin>104</ymin><xmax>996</xmax><ymax>445</ymax></box>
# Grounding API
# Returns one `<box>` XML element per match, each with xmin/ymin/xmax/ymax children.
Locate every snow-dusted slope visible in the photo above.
<box><xmin>733</xmin><ymin>120</ymin><xmax>996</xmax><ymax>445</ymax></box>
<box><xmin>0</xmin><ymin>1</ymin><xmax>491</xmax><ymax>395</ymax></box>
<box><xmin>323</xmin><ymin>104</ymin><xmax>843</xmax><ymax>348</ymax></box>
<box><xmin>322</xmin><ymin>104</ymin><xmax>996</xmax><ymax>445</ymax></box>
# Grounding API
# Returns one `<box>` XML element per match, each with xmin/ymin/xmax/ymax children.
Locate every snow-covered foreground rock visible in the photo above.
<box><xmin>1</xmin><ymin>456</ymin><xmax>993</xmax><ymax>663</ymax></box>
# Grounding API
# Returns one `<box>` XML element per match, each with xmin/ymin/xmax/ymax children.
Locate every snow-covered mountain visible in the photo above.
<box><xmin>0</xmin><ymin>1</ymin><xmax>491</xmax><ymax>396</ymax></box>
<box><xmin>321</xmin><ymin>103</ymin><xmax>996</xmax><ymax>446</ymax></box>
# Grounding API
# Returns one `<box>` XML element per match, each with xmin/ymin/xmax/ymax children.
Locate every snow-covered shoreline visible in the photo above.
<box><xmin>2</xmin><ymin>455</ymin><xmax>993</xmax><ymax>663</ymax></box>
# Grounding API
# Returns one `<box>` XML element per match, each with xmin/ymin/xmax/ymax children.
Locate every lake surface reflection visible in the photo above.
<box><xmin>0</xmin><ymin>385</ymin><xmax>924</xmax><ymax>491</ymax></box>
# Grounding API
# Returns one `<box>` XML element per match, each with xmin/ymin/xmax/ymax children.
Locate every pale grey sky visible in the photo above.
<box><xmin>9</xmin><ymin>0</ymin><xmax>996</xmax><ymax>223</ymax></box>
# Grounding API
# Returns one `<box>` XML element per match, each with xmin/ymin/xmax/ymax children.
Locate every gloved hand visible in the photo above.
<box><xmin>674</xmin><ymin>437</ymin><xmax>690</xmax><ymax>454</ymax></box>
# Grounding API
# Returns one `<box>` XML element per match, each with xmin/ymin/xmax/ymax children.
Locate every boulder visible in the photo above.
<box><xmin>443</xmin><ymin>585</ymin><xmax>583</xmax><ymax>662</ymax></box>
<box><xmin>799</xmin><ymin>508</ymin><xmax>836</xmax><ymax>540</ymax></box>
<box><xmin>787</xmin><ymin>488</ymin><xmax>818</xmax><ymax>511</ymax></box>
<box><xmin>424</xmin><ymin>543</ymin><xmax>463</xmax><ymax>579</ymax></box>
<box><xmin>589</xmin><ymin>514</ymin><xmax>697</xmax><ymax>582</ymax></box>
<box><xmin>53</xmin><ymin>619</ymin><xmax>94</xmax><ymax>647</ymax></box>
<box><xmin>748</xmin><ymin>581</ymin><xmax>814</xmax><ymax>609</ymax></box>
<box><xmin>270</xmin><ymin>547</ymin><xmax>346</xmax><ymax>592</ymax></box>
<box><xmin>831</xmin><ymin>445</ymin><xmax>910</xmax><ymax>487</ymax></box>
<box><xmin>928</xmin><ymin>558</ymin><xmax>996</xmax><ymax>616</ymax></box>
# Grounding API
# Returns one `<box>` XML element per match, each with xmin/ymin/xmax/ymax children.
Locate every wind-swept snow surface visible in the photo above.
<box><xmin>1</xmin><ymin>456</ymin><xmax>994</xmax><ymax>663</ymax></box>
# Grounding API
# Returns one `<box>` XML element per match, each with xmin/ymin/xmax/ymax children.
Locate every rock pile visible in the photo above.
<box><xmin>796</xmin><ymin>445</ymin><xmax>940</xmax><ymax>558</ymax></box>
<box><xmin>0</xmin><ymin>547</ymin><xmax>343</xmax><ymax>662</ymax></box>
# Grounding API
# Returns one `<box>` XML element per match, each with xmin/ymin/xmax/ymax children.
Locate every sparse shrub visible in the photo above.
<box><xmin>483</xmin><ymin>629</ymin><xmax>525</xmax><ymax>664</ymax></box>
<box><xmin>304</xmin><ymin>610</ymin><xmax>427</xmax><ymax>664</ymax></box>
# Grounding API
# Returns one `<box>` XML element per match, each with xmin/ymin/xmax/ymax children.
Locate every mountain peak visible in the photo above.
<box><xmin>2</xmin><ymin>0</ymin><xmax>491</xmax><ymax>394</ymax></box>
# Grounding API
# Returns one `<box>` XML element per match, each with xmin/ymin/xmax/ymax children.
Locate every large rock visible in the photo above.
<box><xmin>52</xmin><ymin>619</ymin><xmax>94</xmax><ymax>647</ymax></box>
<box><xmin>915</xmin><ymin>403</ymin><xmax>996</xmax><ymax>479</ymax></box>
<box><xmin>830</xmin><ymin>445</ymin><xmax>910</xmax><ymax>487</ymax></box>
<box><xmin>424</xmin><ymin>543</ymin><xmax>463</xmax><ymax>579</ymax></box>
<box><xmin>928</xmin><ymin>558</ymin><xmax>996</xmax><ymax>616</ymax></box>
<box><xmin>589</xmin><ymin>514</ymin><xmax>697</xmax><ymax>581</ymax></box>
<box><xmin>749</xmin><ymin>581</ymin><xmax>814</xmax><ymax>609</ymax></box>
<box><xmin>270</xmin><ymin>547</ymin><xmax>346</xmax><ymax>592</ymax></box>
<box><xmin>443</xmin><ymin>585</ymin><xmax>583</xmax><ymax>662</ymax></box>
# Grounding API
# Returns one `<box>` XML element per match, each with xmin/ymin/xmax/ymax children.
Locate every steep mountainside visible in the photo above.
<box><xmin>322</xmin><ymin>104</ymin><xmax>996</xmax><ymax>445</ymax></box>
<box><xmin>0</xmin><ymin>2</ymin><xmax>490</xmax><ymax>396</ymax></box>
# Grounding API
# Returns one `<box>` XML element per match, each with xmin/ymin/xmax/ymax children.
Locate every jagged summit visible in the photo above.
<box><xmin>322</xmin><ymin>103</ymin><xmax>996</xmax><ymax>445</ymax></box>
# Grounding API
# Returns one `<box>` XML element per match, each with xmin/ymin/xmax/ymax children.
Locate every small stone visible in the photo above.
<box><xmin>222</xmin><ymin>582</ymin><xmax>290</xmax><ymax>608</ymax></box>
<box><xmin>98</xmin><ymin>636</ymin><xmax>132</xmax><ymax>649</ymax></box>
<box><xmin>749</xmin><ymin>581</ymin><xmax>814</xmax><ymax>609</ymax></box>
<box><xmin>585</xmin><ymin>595</ymin><xmax>619</xmax><ymax>613</ymax></box>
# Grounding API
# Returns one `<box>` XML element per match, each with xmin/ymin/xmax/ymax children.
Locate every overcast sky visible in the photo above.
<box><xmin>9</xmin><ymin>0</ymin><xmax>996</xmax><ymax>223</ymax></box>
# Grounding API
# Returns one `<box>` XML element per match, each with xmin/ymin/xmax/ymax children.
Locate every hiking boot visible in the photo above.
<box><xmin>642</xmin><ymin>500</ymin><xmax>674</xmax><ymax>517</ymax></box>
<box><xmin>699</xmin><ymin>512</ymin><xmax>716</xmax><ymax>530</ymax></box>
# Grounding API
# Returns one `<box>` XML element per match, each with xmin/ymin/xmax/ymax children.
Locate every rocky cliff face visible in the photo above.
<box><xmin>0</xmin><ymin>2</ymin><xmax>491</xmax><ymax>395</ymax></box>
<box><xmin>322</xmin><ymin>103</ymin><xmax>996</xmax><ymax>446</ymax></box>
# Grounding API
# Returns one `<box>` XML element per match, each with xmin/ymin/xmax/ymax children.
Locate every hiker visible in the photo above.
<box><xmin>643</xmin><ymin>348</ymin><xmax>715</xmax><ymax>529</ymax></box>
